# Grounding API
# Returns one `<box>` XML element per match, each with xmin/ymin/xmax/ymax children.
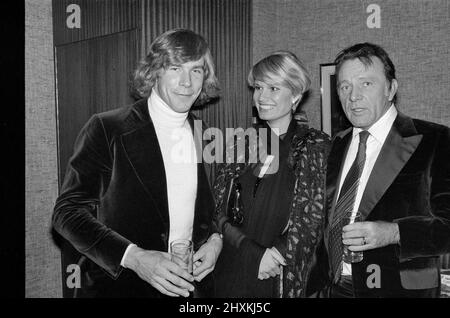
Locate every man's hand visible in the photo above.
<box><xmin>342</xmin><ymin>221</ymin><xmax>400</xmax><ymax>252</ymax></box>
<box><xmin>192</xmin><ymin>233</ymin><xmax>223</xmax><ymax>282</ymax></box>
<box><xmin>258</xmin><ymin>247</ymin><xmax>286</xmax><ymax>280</ymax></box>
<box><xmin>123</xmin><ymin>245</ymin><xmax>195</xmax><ymax>297</ymax></box>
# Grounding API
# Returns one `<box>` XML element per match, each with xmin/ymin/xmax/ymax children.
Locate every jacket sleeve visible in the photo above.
<box><xmin>52</xmin><ymin>115</ymin><xmax>131</xmax><ymax>279</ymax></box>
<box><xmin>273</xmin><ymin>233</ymin><xmax>287</xmax><ymax>257</ymax></box>
<box><xmin>394</xmin><ymin>125</ymin><xmax>450</xmax><ymax>260</ymax></box>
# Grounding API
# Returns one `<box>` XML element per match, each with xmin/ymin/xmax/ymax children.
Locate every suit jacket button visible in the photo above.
<box><xmin>160</xmin><ymin>233</ymin><xmax>167</xmax><ymax>241</ymax></box>
<box><xmin>200</xmin><ymin>223</ymin><xmax>208</xmax><ymax>230</ymax></box>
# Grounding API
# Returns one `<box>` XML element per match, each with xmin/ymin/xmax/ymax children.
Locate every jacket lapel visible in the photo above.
<box><xmin>188</xmin><ymin>115</ymin><xmax>215</xmax><ymax>248</ymax></box>
<box><xmin>120</xmin><ymin>99</ymin><xmax>169</xmax><ymax>226</ymax></box>
<box><xmin>359</xmin><ymin>112</ymin><xmax>423</xmax><ymax>220</ymax></box>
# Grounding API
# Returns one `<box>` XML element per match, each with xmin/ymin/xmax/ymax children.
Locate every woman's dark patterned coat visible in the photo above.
<box><xmin>213</xmin><ymin>120</ymin><xmax>331</xmax><ymax>297</ymax></box>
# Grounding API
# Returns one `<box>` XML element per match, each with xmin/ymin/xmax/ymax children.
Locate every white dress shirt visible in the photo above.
<box><xmin>339</xmin><ymin>105</ymin><xmax>398</xmax><ymax>275</ymax></box>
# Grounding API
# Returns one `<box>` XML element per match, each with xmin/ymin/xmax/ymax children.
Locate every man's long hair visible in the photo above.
<box><xmin>133</xmin><ymin>29</ymin><xmax>220</xmax><ymax>106</ymax></box>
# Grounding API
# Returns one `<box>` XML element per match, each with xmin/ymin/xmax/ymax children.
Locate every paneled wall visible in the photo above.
<box><xmin>55</xmin><ymin>30</ymin><xmax>139</xmax><ymax>184</ymax></box>
<box><xmin>253</xmin><ymin>0</ymin><xmax>450</xmax><ymax>130</ymax></box>
<box><xmin>25</xmin><ymin>0</ymin><xmax>61</xmax><ymax>298</ymax></box>
<box><xmin>52</xmin><ymin>0</ymin><xmax>139</xmax><ymax>45</ymax></box>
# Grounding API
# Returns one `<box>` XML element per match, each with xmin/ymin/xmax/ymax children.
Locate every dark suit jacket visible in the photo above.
<box><xmin>52</xmin><ymin>99</ymin><xmax>217</xmax><ymax>297</ymax></box>
<box><xmin>322</xmin><ymin>111</ymin><xmax>450</xmax><ymax>297</ymax></box>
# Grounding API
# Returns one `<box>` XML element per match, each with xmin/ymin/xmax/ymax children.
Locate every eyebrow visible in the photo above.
<box><xmin>168</xmin><ymin>61</ymin><xmax>204</xmax><ymax>68</ymax></box>
<box><xmin>255</xmin><ymin>80</ymin><xmax>282</xmax><ymax>86</ymax></box>
<box><xmin>338</xmin><ymin>76</ymin><xmax>377</xmax><ymax>85</ymax></box>
<box><xmin>358</xmin><ymin>75</ymin><xmax>376</xmax><ymax>80</ymax></box>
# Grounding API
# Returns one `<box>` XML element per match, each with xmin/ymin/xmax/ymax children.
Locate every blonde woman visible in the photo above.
<box><xmin>213</xmin><ymin>51</ymin><xmax>331</xmax><ymax>297</ymax></box>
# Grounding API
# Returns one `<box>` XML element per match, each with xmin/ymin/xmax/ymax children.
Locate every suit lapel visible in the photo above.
<box><xmin>359</xmin><ymin>113</ymin><xmax>423</xmax><ymax>220</ymax></box>
<box><xmin>188</xmin><ymin>115</ymin><xmax>215</xmax><ymax>248</ymax></box>
<box><xmin>120</xmin><ymin>100</ymin><xmax>169</xmax><ymax>225</ymax></box>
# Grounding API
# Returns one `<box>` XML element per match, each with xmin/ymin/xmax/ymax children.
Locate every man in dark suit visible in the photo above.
<box><xmin>52</xmin><ymin>29</ymin><xmax>223</xmax><ymax>298</ymax></box>
<box><xmin>323</xmin><ymin>42</ymin><xmax>450</xmax><ymax>297</ymax></box>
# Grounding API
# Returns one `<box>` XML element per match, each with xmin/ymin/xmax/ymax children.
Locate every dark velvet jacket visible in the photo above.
<box><xmin>322</xmin><ymin>111</ymin><xmax>450</xmax><ymax>297</ymax></box>
<box><xmin>52</xmin><ymin>98</ymin><xmax>217</xmax><ymax>297</ymax></box>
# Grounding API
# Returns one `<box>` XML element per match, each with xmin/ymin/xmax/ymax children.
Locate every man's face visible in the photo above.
<box><xmin>337</xmin><ymin>57</ymin><xmax>397</xmax><ymax>130</ymax></box>
<box><xmin>154</xmin><ymin>57</ymin><xmax>205</xmax><ymax>113</ymax></box>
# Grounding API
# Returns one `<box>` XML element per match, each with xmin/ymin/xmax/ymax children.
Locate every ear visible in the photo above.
<box><xmin>292</xmin><ymin>94</ymin><xmax>302</xmax><ymax>106</ymax></box>
<box><xmin>388</xmin><ymin>79</ymin><xmax>398</xmax><ymax>102</ymax></box>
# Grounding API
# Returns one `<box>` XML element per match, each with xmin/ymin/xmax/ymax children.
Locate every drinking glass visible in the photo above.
<box><xmin>170</xmin><ymin>239</ymin><xmax>193</xmax><ymax>274</ymax></box>
<box><xmin>342</xmin><ymin>211</ymin><xmax>363</xmax><ymax>263</ymax></box>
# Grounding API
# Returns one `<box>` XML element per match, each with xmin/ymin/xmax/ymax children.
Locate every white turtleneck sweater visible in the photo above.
<box><xmin>121</xmin><ymin>90</ymin><xmax>198</xmax><ymax>264</ymax></box>
<box><xmin>148</xmin><ymin>89</ymin><xmax>198</xmax><ymax>250</ymax></box>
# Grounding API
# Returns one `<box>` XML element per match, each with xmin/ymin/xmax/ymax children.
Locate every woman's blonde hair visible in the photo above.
<box><xmin>248</xmin><ymin>51</ymin><xmax>311</xmax><ymax>102</ymax></box>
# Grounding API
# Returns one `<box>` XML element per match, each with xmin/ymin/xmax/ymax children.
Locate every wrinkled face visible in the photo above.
<box><xmin>253</xmin><ymin>75</ymin><xmax>299</xmax><ymax>130</ymax></box>
<box><xmin>154</xmin><ymin>57</ymin><xmax>205</xmax><ymax>113</ymax></box>
<box><xmin>337</xmin><ymin>57</ymin><xmax>397</xmax><ymax>130</ymax></box>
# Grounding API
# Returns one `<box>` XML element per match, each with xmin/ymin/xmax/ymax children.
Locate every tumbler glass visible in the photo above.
<box><xmin>170</xmin><ymin>239</ymin><xmax>193</xmax><ymax>273</ymax></box>
<box><xmin>342</xmin><ymin>211</ymin><xmax>363</xmax><ymax>263</ymax></box>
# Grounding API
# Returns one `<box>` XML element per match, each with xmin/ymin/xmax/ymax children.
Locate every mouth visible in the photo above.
<box><xmin>174</xmin><ymin>89</ymin><xmax>196</xmax><ymax>96</ymax></box>
<box><xmin>258</xmin><ymin>104</ymin><xmax>276</xmax><ymax>111</ymax></box>
<box><xmin>349</xmin><ymin>106</ymin><xmax>366</xmax><ymax>114</ymax></box>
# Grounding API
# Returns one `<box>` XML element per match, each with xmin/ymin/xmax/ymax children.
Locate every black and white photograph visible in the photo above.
<box><xmin>24</xmin><ymin>0</ymin><xmax>450</xmax><ymax>305</ymax></box>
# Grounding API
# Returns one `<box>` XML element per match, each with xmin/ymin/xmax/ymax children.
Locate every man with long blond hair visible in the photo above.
<box><xmin>53</xmin><ymin>29</ymin><xmax>222</xmax><ymax>298</ymax></box>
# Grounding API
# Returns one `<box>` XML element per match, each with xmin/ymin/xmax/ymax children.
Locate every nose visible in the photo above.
<box><xmin>350</xmin><ymin>86</ymin><xmax>360</xmax><ymax>102</ymax></box>
<box><xmin>179</xmin><ymin>70</ymin><xmax>191</xmax><ymax>87</ymax></box>
<box><xmin>257</xmin><ymin>88</ymin><xmax>270</xmax><ymax>102</ymax></box>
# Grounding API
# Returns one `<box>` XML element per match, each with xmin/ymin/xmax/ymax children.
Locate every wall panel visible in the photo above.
<box><xmin>52</xmin><ymin>0</ymin><xmax>139</xmax><ymax>45</ymax></box>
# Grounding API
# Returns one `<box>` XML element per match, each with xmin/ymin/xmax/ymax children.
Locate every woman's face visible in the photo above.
<box><xmin>253</xmin><ymin>75</ymin><xmax>298</xmax><ymax>131</ymax></box>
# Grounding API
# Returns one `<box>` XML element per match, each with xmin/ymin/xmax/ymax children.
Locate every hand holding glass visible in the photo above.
<box><xmin>170</xmin><ymin>239</ymin><xmax>193</xmax><ymax>274</ymax></box>
<box><xmin>342</xmin><ymin>211</ymin><xmax>363</xmax><ymax>263</ymax></box>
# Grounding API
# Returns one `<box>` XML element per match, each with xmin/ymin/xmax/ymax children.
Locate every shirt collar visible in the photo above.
<box><xmin>352</xmin><ymin>104</ymin><xmax>398</xmax><ymax>144</ymax></box>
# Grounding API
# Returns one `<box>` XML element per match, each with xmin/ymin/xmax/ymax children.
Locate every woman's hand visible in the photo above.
<box><xmin>193</xmin><ymin>233</ymin><xmax>223</xmax><ymax>282</ymax></box>
<box><xmin>257</xmin><ymin>247</ymin><xmax>287</xmax><ymax>280</ymax></box>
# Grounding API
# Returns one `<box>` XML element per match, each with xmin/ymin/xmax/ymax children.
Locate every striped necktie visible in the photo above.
<box><xmin>329</xmin><ymin>130</ymin><xmax>370</xmax><ymax>283</ymax></box>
